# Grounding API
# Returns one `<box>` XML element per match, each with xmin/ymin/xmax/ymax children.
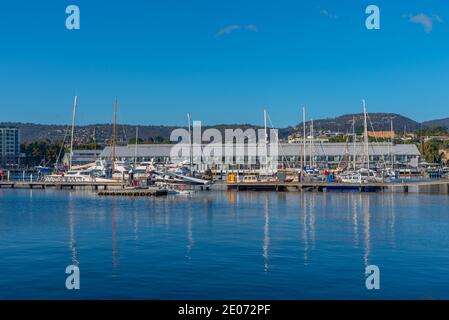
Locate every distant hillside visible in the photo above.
<box><xmin>2</xmin><ymin>112</ymin><xmax>448</xmax><ymax>144</ymax></box>
<box><xmin>0</xmin><ymin>122</ymin><xmax>180</xmax><ymax>144</ymax></box>
<box><xmin>422</xmin><ymin>118</ymin><xmax>449</xmax><ymax>130</ymax></box>
<box><xmin>0</xmin><ymin>122</ymin><xmax>269</xmax><ymax>144</ymax></box>
<box><xmin>294</xmin><ymin>113</ymin><xmax>420</xmax><ymax>134</ymax></box>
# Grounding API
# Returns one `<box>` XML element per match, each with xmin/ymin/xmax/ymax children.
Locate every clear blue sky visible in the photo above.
<box><xmin>1</xmin><ymin>0</ymin><xmax>448</xmax><ymax>127</ymax></box>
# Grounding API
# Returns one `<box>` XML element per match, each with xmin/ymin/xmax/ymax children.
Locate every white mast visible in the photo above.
<box><xmin>69</xmin><ymin>96</ymin><xmax>77</xmax><ymax>170</ymax></box>
<box><xmin>93</xmin><ymin>128</ymin><xmax>97</xmax><ymax>162</ymax></box>
<box><xmin>352</xmin><ymin>116</ymin><xmax>356</xmax><ymax>170</ymax></box>
<box><xmin>390</xmin><ymin>118</ymin><xmax>394</xmax><ymax>169</ymax></box>
<box><xmin>303</xmin><ymin>107</ymin><xmax>306</xmax><ymax>169</ymax></box>
<box><xmin>187</xmin><ymin>113</ymin><xmax>193</xmax><ymax>173</ymax></box>
<box><xmin>264</xmin><ymin>109</ymin><xmax>269</xmax><ymax>172</ymax></box>
<box><xmin>299</xmin><ymin>108</ymin><xmax>303</xmax><ymax>170</ymax></box>
<box><xmin>362</xmin><ymin>99</ymin><xmax>369</xmax><ymax>170</ymax></box>
<box><xmin>309</xmin><ymin>119</ymin><xmax>314</xmax><ymax>168</ymax></box>
<box><xmin>134</xmin><ymin>126</ymin><xmax>139</xmax><ymax>166</ymax></box>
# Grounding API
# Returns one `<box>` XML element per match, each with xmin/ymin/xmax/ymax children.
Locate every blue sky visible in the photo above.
<box><xmin>0</xmin><ymin>0</ymin><xmax>448</xmax><ymax>127</ymax></box>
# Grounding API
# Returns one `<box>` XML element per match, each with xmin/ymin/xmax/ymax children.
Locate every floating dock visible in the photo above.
<box><xmin>98</xmin><ymin>188</ymin><xmax>168</xmax><ymax>197</ymax></box>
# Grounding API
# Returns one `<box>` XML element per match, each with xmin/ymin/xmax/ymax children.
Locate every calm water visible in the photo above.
<box><xmin>1</xmin><ymin>189</ymin><xmax>449</xmax><ymax>299</ymax></box>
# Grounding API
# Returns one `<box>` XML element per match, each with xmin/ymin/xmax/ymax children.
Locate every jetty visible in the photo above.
<box><xmin>0</xmin><ymin>181</ymin><xmax>126</xmax><ymax>190</ymax></box>
<box><xmin>227</xmin><ymin>179</ymin><xmax>449</xmax><ymax>193</ymax></box>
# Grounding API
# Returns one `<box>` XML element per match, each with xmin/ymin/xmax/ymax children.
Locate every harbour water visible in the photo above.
<box><xmin>1</xmin><ymin>189</ymin><xmax>449</xmax><ymax>299</ymax></box>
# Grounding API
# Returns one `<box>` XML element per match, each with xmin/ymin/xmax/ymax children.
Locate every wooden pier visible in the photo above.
<box><xmin>0</xmin><ymin>181</ymin><xmax>126</xmax><ymax>190</ymax></box>
<box><xmin>98</xmin><ymin>188</ymin><xmax>168</xmax><ymax>197</ymax></box>
<box><xmin>227</xmin><ymin>179</ymin><xmax>449</xmax><ymax>193</ymax></box>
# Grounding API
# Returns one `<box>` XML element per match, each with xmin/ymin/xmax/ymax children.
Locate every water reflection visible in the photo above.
<box><xmin>262</xmin><ymin>194</ymin><xmax>270</xmax><ymax>272</ymax></box>
<box><xmin>111</xmin><ymin>199</ymin><xmax>118</xmax><ymax>269</ymax></box>
<box><xmin>302</xmin><ymin>193</ymin><xmax>316</xmax><ymax>266</ymax></box>
<box><xmin>132</xmin><ymin>200</ymin><xmax>139</xmax><ymax>241</ymax></box>
<box><xmin>389</xmin><ymin>193</ymin><xmax>396</xmax><ymax>248</ymax></box>
<box><xmin>186</xmin><ymin>204</ymin><xmax>194</xmax><ymax>260</ymax></box>
<box><xmin>4</xmin><ymin>189</ymin><xmax>449</xmax><ymax>299</ymax></box>
<box><xmin>352</xmin><ymin>194</ymin><xmax>359</xmax><ymax>248</ymax></box>
<box><xmin>302</xmin><ymin>194</ymin><xmax>309</xmax><ymax>265</ymax></box>
<box><xmin>68</xmin><ymin>193</ymin><xmax>79</xmax><ymax>266</ymax></box>
<box><xmin>363</xmin><ymin>194</ymin><xmax>370</xmax><ymax>267</ymax></box>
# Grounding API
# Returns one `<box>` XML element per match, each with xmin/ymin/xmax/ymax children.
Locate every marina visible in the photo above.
<box><xmin>2</xmin><ymin>0</ymin><xmax>449</xmax><ymax>303</ymax></box>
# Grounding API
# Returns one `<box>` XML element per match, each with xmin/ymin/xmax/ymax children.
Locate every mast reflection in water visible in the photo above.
<box><xmin>0</xmin><ymin>190</ymin><xmax>448</xmax><ymax>299</ymax></box>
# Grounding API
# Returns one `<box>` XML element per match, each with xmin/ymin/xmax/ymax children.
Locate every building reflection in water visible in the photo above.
<box><xmin>262</xmin><ymin>194</ymin><xmax>270</xmax><ymax>272</ymax></box>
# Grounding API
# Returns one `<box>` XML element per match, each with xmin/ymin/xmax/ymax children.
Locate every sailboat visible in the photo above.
<box><xmin>338</xmin><ymin>100</ymin><xmax>383</xmax><ymax>184</ymax></box>
<box><xmin>44</xmin><ymin>97</ymin><xmax>116</xmax><ymax>183</ymax></box>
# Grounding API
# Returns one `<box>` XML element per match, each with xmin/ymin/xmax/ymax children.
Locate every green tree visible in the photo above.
<box><xmin>21</xmin><ymin>140</ymin><xmax>64</xmax><ymax>167</ymax></box>
<box><xmin>424</xmin><ymin>139</ymin><xmax>442</xmax><ymax>163</ymax></box>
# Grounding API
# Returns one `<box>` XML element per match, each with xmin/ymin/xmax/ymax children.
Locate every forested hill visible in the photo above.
<box><xmin>1</xmin><ymin>112</ymin><xmax>447</xmax><ymax>144</ymax></box>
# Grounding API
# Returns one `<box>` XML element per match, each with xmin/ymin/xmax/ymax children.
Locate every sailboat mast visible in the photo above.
<box><xmin>93</xmin><ymin>127</ymin><xmax>97</xmax><ymax>162</ymax></box>
<box><xmin>187</xmin><ymin>113</ymin><xmax>192</xmax><ymax>173</ymax></box>
<box><xmin>390</xmin><ymin>118</ymin><xmax>394</xmax><ymax>170</ymax></box>
<box><xmin>309</xmin><ymin>119</ymin><xmax>314</xmax><ymax>168</ymax></box>
<box><xmin>352</xmin><ymin>116</ymin><xmax>356</xmax><ymax>169</ymax></box>
<box><xmin>69</xmin><ymin>96</ymin><xmax>77</xmax><ymax>171</ymax></box>
<box><xmin>134</xmin><ymin>126</ymin><xmax>139</xmax><ymax>166</ymax></box>
<box><xmin>299</xmin><ymin>108</ymin><xmax>303</xmax><ymax>170</ymax></box>
<box><xmin>363</xmin><ymin>99</ymin><xmax>369</xmax><ymax>170</ymax></box>
<box><xmin>111</xmin><ymin>97</ymin><xmax>117</xmax><ymax>175</ymax></box>
<box><xmin>264</xmin><ymin>109</ymin><xmax>269</xmax><ymax>172</ymax></box>
<box><xmin>302</xmin><ymin>107</ymin><xmax>306</xmax><ymax>169</ymax></box>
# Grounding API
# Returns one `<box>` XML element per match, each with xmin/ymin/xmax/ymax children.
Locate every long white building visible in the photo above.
<box><xmin>97</xmin><ymin>143</ymin><xmax>420</xmax><ymax>172</ymax></box>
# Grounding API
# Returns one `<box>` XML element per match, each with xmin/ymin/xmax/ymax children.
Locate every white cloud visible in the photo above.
<box><xmin>214</xmin><ymin>24</ymin><xmax>258</xmax><ymax>37</ymax></box>
<box><xmin>245</xmin><ymin>24</ymin><xmax>258</xmax><ymax>32</ymax></box>
<box><xmin>320</xmin><ymin>9</ymin><xmax>338</xmax><ymax>19</ymax></box>
<box><xmin>407</xmin><ymin>13</ymin><xmax>443</xmax><ymax>33</ymax></box>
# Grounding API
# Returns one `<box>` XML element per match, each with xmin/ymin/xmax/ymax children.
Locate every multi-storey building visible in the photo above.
<box><xmin>0</xmin><ymin>127</ymin><xmax>21</xmax><ymax>168</ymax></box>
